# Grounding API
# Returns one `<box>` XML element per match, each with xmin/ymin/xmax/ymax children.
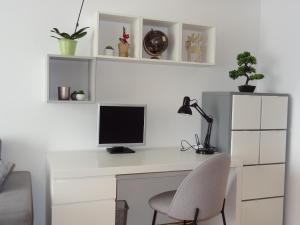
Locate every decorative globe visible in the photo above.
<box><xmin>143</xmin><ymin>29</ymin><xmax>168</xmax><ymax>59</ymax></box>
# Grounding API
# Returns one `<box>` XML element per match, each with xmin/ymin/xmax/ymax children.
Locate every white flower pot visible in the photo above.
<box><xmin>104</xmin><ymin>48</ymin><xmax>114</xmax><ymax>56</ymax></box>
<box><xmin>76</xmin><ymin>94</ymin><xmax>86</xmax><ymax>101</ymax></box>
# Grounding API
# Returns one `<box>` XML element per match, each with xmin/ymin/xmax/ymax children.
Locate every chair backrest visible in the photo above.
<box><xmin>168</xmin><ymin>153</ymin><xmax>230</xmax><ymax>221</ymax></box>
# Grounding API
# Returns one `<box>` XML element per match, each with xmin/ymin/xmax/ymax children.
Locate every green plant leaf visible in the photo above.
<box><xmin>51</xmin><ymin>35</ymin><xmax>60</xmax><ymax>39</ymax></box>
<box><xmin>229</xmin><ymin>70</ymin><xmax>239</xmax><ymax>79</ymax></box>
<box><xmin>71</xmin><ymin>27</ymin><xmax>89</xmax><ymax>38</ymax></box>
<box><xmin>72</xmin><ymin>32</ymin><xmax>87</xmax><ymax>40</ymax></box>
<box><xmin>51</xmin><ymin>28</ymin><xmax>61</xmax><ymax>34</ymax></box>
<box><xmin>250</xmin><ymin>74</ymin><xmax>264</xmax><ymax>80</ymax></box>
<box><xmin>59</xmin><ymin>32</ymin><xmax>72</xmax><ymax>39</ymax></box>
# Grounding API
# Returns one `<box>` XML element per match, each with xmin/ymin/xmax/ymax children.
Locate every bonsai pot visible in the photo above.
<box><xmin>59</xmin><ymin>38</ymin><xmax>77</xmax><ymax>56</ymax></box>
<box><xmin>238</xmin><ymin>85</ymin><xmax>256</xmax><ymax>93</ymax></box>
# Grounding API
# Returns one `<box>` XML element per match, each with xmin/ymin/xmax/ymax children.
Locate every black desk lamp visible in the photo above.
<box><xmin>178</xmin><ymin>96</ymin><xmax>215</xmax><ymax>154</ymax></box>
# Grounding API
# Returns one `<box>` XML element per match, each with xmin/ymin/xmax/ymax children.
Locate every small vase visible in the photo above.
<box><xmin>59</xmin><ymin>38</ymin><xmax>77</xmax><ymax>56</ymax></box>
<box><xmin>238</xmin><ymin>85</ymin><xmax>256</xmax><ymax>93</ymax></box>
<box><xmin>58</xmin><ymin>86</ymin><xmax>71</xmax><ymax>100</ymax></box>
<box><xmin>118</xmin><ymin>42</ymin><xmax>129</xmax><ymax>57</ymax></box>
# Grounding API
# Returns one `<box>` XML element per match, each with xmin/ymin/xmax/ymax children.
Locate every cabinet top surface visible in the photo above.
<box><xmin>202</xmin><ymin>92</ymin><xmax>289</xmax><ymax>97</ymax></box>
<box><xmin>48</xmin><ymin>148</ymin><xmax>242</xmax><ymax>179</ymax></box>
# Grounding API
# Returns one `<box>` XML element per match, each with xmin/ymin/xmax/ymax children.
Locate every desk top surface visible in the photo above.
<box><xmin>48</xmin><ymin>148</ymin><xmax>242</xmax><ymax>179</ymax></box>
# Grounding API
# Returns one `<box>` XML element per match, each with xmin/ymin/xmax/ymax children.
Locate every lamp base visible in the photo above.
<box><xmin>196</xmin><ymin>146</ymin><xmax>216</xmax><ymax>155</ymax></box>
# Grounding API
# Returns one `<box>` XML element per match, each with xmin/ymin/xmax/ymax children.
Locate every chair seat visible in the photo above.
<box><xmin>149</xmin><ymin>190</ymin><xmax>176</xmax><ymax>215</ymax></box>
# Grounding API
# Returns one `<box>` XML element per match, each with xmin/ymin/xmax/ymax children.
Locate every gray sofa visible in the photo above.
<box><xmin>0</xmin><ymin>140</ymin><xmax>33</xmax><ymax>225</ymax></box>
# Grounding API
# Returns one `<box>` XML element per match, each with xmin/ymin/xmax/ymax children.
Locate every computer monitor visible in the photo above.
<box><xmin>98</xmin><ymin>104</ymin><xmax>146</xmax><ymax>153</ymax></box>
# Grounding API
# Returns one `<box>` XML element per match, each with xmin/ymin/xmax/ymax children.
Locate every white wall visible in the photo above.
<box><xmin>259</xmin><ymin>1</ymin><xmax>300</xmax><ymax>224</ymax></box>
<box><xmin>0</xmin><ymin>0</ymin><xmax>260</xmax><ymax>224</ymax></box>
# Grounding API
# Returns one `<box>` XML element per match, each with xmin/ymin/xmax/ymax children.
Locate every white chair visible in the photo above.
<box><xmin>149</xmin><ymin>153</ymin><xmax>231</xmax><ymax>225</ymax></box>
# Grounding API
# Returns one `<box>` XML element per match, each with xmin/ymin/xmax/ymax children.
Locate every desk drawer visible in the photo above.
<box><xmin>52</xmin><ymin>176</ymin><xmax>116</xmax><ymax>204</ymax></box>
<box><xmin>242</xmin><ymin>164</ymin><xmax>285</xmax><ymax>200</ymax></box>
<box><xmin>52</xmin><ymin>200</ymin><xmax>115</xmax><ymax>225</ymax></box>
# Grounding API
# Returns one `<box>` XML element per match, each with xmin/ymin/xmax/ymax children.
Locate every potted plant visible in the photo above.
<box><xmin>118</xmin><ymin>26</ymin><xmax>130</xmax><ymax>57</ymax></box>
<box><xmin>229</xmin><ymin>51</ymin><xmax>265</xmax><ymax>93</ymax></box>
<box><xmin>51</xmin><ymin>27</ymin><xmax>89</xmax><ymax>55</ymax></box>
<box><xmin>50</xmin><ymin>0</ymin><xmax>88</xmax><ymax>56</ymax></box>
<box><xmin>104</xmin><ymin>45</ymin><xmax>114</xmax><ymax>56</ymax></box>
<box><xmin>75</xmin><ymin>90</ymin><xmax>86</xmax><ymax>101</ymax></box>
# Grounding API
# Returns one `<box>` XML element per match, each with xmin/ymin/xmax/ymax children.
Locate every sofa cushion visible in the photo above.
<box><xmin>0</xmin><ymin>171</ymin><xmax>33</xmax><ymax>225</ymax></box>
<box><xmin>0</xmin><ymin>160</ymin><xmax>15</xmax><ymax>190</ymax></box>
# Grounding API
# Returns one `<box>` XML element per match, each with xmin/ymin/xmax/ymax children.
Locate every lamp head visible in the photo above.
<box><xmin>177</xmin><ymin>96</ymin><xmax>192</xmax><ymax>115</ymax></box>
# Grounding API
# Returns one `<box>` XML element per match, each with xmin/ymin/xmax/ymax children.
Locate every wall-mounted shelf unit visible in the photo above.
<box><xmin>46</xmin><ymin>55</ymin><xmax>96</xmax><ymax>104</ymax></box>
<box><xmin>93</xmin><ymin>12</ymin><xmax>216</xmax><ymax>66</ymax></box>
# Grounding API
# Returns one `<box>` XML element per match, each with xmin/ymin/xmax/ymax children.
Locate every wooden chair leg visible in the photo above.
<box><xmin>192</xmin><ymin>208</ymin><xmax>199</xmax><ymax>225</ymax></box>
<box><xmin>183</xmin><ymin>220</ymin><xmax>186</xmax><ymax>225</ymax></box>
<box><xmin>152</xmin><ymin>210</ymin><xmax>157</xmax><ymax>225</ymax></box>
<box><xmin>221</xmin><ymin>199</ymin><xmax>226</xmax><ymax>225</ymax></box>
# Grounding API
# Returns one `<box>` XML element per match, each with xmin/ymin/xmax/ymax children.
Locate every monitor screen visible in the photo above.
<box><xmin>98</xmin><ymin>105</ymin><xmax>146</xmax><ymax>146</ymax></box>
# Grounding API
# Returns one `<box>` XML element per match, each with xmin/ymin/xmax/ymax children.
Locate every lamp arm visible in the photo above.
<box><xmin>191</xmin><ymin>102</ymin><xmax>213</xmax><ymax>148</ymax></box>
<box><xmin>191</xmin><ymin>103</ymin><xmax>212</xmax><ymax>123</ymax></box>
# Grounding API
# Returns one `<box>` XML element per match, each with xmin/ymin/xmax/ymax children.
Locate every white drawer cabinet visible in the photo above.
<box><xmin>232</xmin><ymin>95</ymin><xmax>261</xmax><ymax>130</ymax></box>
<box><xmin>261</xmin><ymin>96</ymin><xmax>288</xmax><ymax>129</ymax></box>
<box><xmin>52</xmin><ymin>200</ymin><xmax>115</xmax><ymax>225</ymax></box>
<box><xmin>241</xmin><ymin>198</ymin><xmax>284</xmax><ymax>225</ymax></box>
<box><xmin>231</xmin><ymin>131</ymin><xmax>260</xmax><ymax>165</ymax></box>
<box><xmin>260</xmin><ymin>131</ymin><xmax>286</xmax><ymax>164</ymax></box>
<box><xmin>202</xmin><ymin>92</ymin><xmax>288</xmax><ymax>225</ymax></box>
<box><xmin>242</xmin><ymin>164</ymin><xmax>285</xmax><ymax>200</ymax></box>
<box><xmin>52</xmin><ymin>176</ymin><xmax>116</xmax><ymax>204</ymax></box>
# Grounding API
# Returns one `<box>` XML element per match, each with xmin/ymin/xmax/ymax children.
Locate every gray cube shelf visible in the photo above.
<box><xmin>46</xmin><ymin>55</ymin><xmax>96</xmax><ymax>103</ymax></box>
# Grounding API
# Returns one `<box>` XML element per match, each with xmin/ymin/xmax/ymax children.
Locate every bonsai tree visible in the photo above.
<box><xmin>229</xmin><ymin>51</ymin><xmax>264</xmax><ymax>86</ymax></box>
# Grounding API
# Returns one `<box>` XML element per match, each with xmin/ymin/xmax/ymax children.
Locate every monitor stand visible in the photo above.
<box><xmin>107</xmin><ymin>146</ymin><xmax>135</xmax><ymax>154</ymax></box>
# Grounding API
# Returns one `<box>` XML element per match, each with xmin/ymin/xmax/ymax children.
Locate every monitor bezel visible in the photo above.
<box><xmin>97</xmin><ymin>103</ymin><xmax>147</xmax><ymax>147</ymax></box>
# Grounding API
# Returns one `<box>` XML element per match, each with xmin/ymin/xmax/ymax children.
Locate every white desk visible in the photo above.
<box><xmin>47</xmin><ymin>148</ymin><xmax>243</xmax><ymax>225</ymax></box>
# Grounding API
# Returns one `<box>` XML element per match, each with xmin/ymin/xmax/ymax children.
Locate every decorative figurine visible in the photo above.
<box><xmin>185</xmin><ymin>33</ymin><xmax>201</xmax><ymax>62</ymax></box>
<box><xmin>118</xmin><ymin>26</ymin><xmax>130</xmax><ymax>57</ymax></box>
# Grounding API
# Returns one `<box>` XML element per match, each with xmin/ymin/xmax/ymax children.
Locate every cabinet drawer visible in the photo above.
<box><xmin>261</xmin><ymin>96</ymin><xmax>288</xmax><ymax>129</ymax></box>
<box><xmin>52</xmin><ymin>200</ymin><xmax>115</xmax><ymax>225</ymax></box>
<box><xmin>241</xmin><ymin>197</ymin><xmax>283</xmax><ymax>225</ymax></box>
<box><xmin>242</xmin><ymin>164</ymin><xmax>285</xmax><ymax>200</ymax></box>
<box><xmin>260</xmin><ymin>131</ymin><xmax>286</xmax><ymax>164</ymax></box>
<box><xmin>52</xmin><ymin>176</ymin><xmax>116</xmax><ymax>204</ymax></box>
<box><xmin>232</xmin><ymin>95</ymin><xmax>261</xmax><ymax>130</ymax></box>
<box><xmin>231</xmin><ymin>131</ymin><xmax>260</xmax><ymax>165</ymax></box>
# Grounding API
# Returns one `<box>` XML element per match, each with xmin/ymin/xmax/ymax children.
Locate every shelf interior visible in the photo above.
<box><xmin>48</xmin><ymin>57</ymin><xmax>94</xmax><ymax>102</ymax></box>
<box><xmin>182</xmin><ymin>23</ymin><xmax>215</xmax><ymax>64</ymax></box>
<box><xmin>98</xmin><ymin>13</ymin><xmax>140</xmax><ymax>58</ymax></box>
<box><xmin>142</xmin><ymin>19</ymin><xmax>180</xmax><ymax>61</ymax></box>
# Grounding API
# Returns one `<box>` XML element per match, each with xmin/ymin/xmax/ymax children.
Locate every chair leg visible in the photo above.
<box><xmin>221</xmin><ymin>199</ymin><xmax>226</xmax><ymax>225</ymax></box>
<box><xmin>183</xmin><ymin>220</ymin><xmax>186</xmax><ymax>225</ymax></box>
<box><xmin>192</xmin><ymin>208</ymin><xmax>199</xmax><ymax>225</ymax></box>
<box><xmin>152</xmin><ymin>210</ymin><xmax>157</xmax><ymax>225</ymax></box>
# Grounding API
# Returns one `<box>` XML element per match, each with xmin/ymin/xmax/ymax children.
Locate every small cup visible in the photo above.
<box><xmin>58</xmin><ymin>86</ymin><xmax>70</xmax><ymax>100</ymax></box>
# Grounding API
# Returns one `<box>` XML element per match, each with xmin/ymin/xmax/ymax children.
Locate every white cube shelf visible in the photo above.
<box><xmin>47</xmin><ymin>55</ymin><xmax>96</xmax><ymax>103</ymax></box>
<box><xmin>93</xmin><ymin>12</ymin><xmax>216</xmax><ymax>66</ymax></box>
<box><xmin>182</xmin><ymin>24</ymin><xmax>215</xmax><ymax>64</ymax></box>
<box><xmin>94</xmin><ymin>12</ymin><xmax>141</xmax><ymax>59</ymax></box>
